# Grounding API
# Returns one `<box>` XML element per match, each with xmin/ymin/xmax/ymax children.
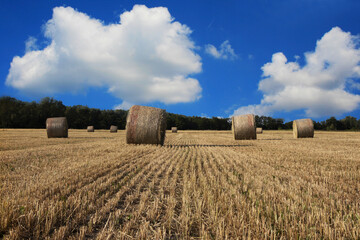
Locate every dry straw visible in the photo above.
<box><xmin>293</xmin><ymin>118</ymin><xmax>314</xmax><ymax>138</ymax></box>
<box><xmin>46</xmin><ymin>117</ymin><xmax>68</xmax><ymax>138</ymax></box>
<box><xmin>171</xmin><ymin>127</ymin><xmax>178</xmax><ymax>133</ymax></box>
<box><xmin>126</xmin><ymin>105</ymin><xmax>167</xmax><ymax>145</ymax></box>
<box><xmin>87</xmin><ymin>126</ymin><xmax>94</xmax><ymax>132</ymax></box>
<box><xmin>232</xmin><ymin>114</ymin><xmax>256</xmax><ymax>140</ymax></box>
<box><xmin>110</xmin><ymin>125</ymin><xmax>118</xmax><ymax>133</ymax></box>
<box><xmin>256</xmin><ymin>127</ymin><xmax>263</xmax><ymax>134</ymax></box>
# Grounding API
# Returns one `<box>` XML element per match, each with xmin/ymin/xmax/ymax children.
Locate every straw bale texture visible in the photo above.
<box><xmin>126</xmin><ymin>105</ymin><xmax>167</xmax><ymax>145</ymax></box>
<box><xmin>171</xmin><ymin>127</ymin><xmax>178</xmax><ymax>133</ymax></box>
<box><xmin>293</xmin><ymin>119</ymin><xmax>314</xmax><ymax>138</ymax></box>
<box><xmin>232</xmin><ymin>114</ymin><xmax>256</xmax><ymax>140</ymax></box>
<box><xmin>46</xmin><ymin>117</ymin><xmax>68</xmax><ymax>138</ymax></box>
<box><xmin>87</xmin><ymin>126</ymin><xmax>94</xmax><ymax>132</ymax></box>
<box><xmin>110</xmin><ymin>125</ymin><xmax>118</xmax><ymax>133</ymax></box>
<box><xmin>256</xmin><ymin>127</ymin><xmax>263</xmax><ymax>134</ymax></box>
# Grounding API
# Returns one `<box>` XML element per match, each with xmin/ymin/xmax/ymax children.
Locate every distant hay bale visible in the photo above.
<box><xmin>110</xmin><ymin>125</ymin><xmax>118</xmax><ymax>133</ymax></box>
<box><xmin>126</xmin><ymin>105</ymin><xmax>167</xmax><ymax>145</ymax></box>
<box><xmin>87</xmin><ymin>126</ymin><xmax>94</xmax><ymax>132</ymax></box>
<box><xmin>256</xmin><ymin>127</ymin><xmax>263</xmax><ymax>134</ymax></box>
<box><xmin>232</xmin><ymin>114</ymin><xmax>256</xmax><ymax>140</ymax></box>
<box><xmin>46</xmin><ymin>117</ymin><xmax>68</xmax><ymax>138</ymax></box>
<box><xmin>171</xmin><ymin>127</ymin><xmax>178</xmax><ymax>133</ymax></box>
<box><xmin>293</xmin><ymin>118</ymin><xmax>314</xmax><ymax>138</ymax></box>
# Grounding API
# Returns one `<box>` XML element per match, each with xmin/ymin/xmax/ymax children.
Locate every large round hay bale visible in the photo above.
<box><xmin>256</xmin><ymin>127</ymin><xmax>263</xmax><ymax>134</ymax></box>
<box><xmin>110</xmin><ymin>125</ymin><xmax>118</xmax><ymax>133</ymax></box>
<box><xmin>46</xmin><ymin>117</ymin><xmax>68</xmax><ymax>138</ymax></box>
<box><xmin>171</xmin><ymin>127</ymin><xmax>178</xmax><ymax>133</ymax></box>
<box><xmin>87</xmin><ymin>126</ymin><xmax>94</xmax><ymax>132</ymax></box>
<box><xmin>232</xmin><ymin>114</ymin><xmax>256</xmax><ymax>140</ymax></box>
<box><xmin>126</xmin><ymin>105</ymin><xmax>167</xmax><ymax>145</ymax></box>
<box><xmin>293</xmin><ymin>118</ymin><xmax>314</xmax><ymax>138</ymax></box>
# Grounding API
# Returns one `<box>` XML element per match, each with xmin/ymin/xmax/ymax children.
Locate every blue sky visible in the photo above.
<box><xmin>1</xmin><ymin>0</ymin><xmax>360</xmax><ymax>121</ymax></box>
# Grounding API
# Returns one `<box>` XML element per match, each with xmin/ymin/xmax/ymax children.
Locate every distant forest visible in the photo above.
<box><xmin>1</xmin><ymin>96</ymin><xmax>359</xmax><ymax>131</ymax></box>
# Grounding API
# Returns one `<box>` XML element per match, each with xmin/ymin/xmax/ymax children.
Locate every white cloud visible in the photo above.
<box><xmin>114</xmin><ymin>101</ymin><xmax>133</xmax><ymax>110</ymax></box>
<box><xmin>6</xmin><ymin>5</ymin><xmax>202</xmax><ymax>104</ymax></box>
<box><xmin>205</xmin><ymin>40</ymin><xmax>237</xmax><ymax>60</ymax></box>
<box><xmin>233</xmin><ymin>27</ymin><xmax>360</xmax><ymax>118</ymax></box>
<box><xmin>233</xmin><ymin>104</ymin><xmax>272</xmax><ymax>117</ymax></box>
<box><xmin>200</xmin><ymin>113</ymin><xmax>210</xmax><ymax>118</ymax></box>
<box><xmin>25</xmin><ymin>36</ymin><xmax>38</xmax><ymax>52</ymax></box>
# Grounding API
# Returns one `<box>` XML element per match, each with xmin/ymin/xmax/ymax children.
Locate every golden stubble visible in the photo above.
<box><xmin>0</xmin><ymin>129</ymin><xmax>359</xmax><ymax>239</ymax></box>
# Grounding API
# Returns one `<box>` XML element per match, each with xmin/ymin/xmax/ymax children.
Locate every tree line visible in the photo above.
<box><xmin>255</xmin><ymin>115</ymin><xmax>360</xmax><ymax>131</ymax></box>
<box><xmin>1</xmin><ymin>96</ymin><xmax>359</xmax><ymax>131</ymax></box>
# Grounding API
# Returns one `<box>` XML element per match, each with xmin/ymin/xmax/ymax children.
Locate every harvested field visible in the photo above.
<box><xmin>1</xmin><ymin>129</ymin><xmax>360</xmax><ymax>239</ymax></box>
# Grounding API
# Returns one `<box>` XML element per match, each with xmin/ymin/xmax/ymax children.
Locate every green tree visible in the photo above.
<box><xmin>0</xmin><ymin>97</ymin><xmax>25</xmax><ymax>128</ymax></box>
<box><xmin>326</xmin><ymin>117</ymin><xmax>338</xmax><ymax>130</ymax></box>
<box><xmin>341</xmin><ymin>116</ymin><xmax>358</xmax><ymax>130</ymax></box>
<box><xmin>38</xmin><ymin>97</ymin><xmax>66</xmax><ymax>127</ymax></box>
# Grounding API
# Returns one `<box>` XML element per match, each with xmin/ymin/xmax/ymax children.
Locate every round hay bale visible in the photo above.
<box><xmin>110</xmin><ymin>125</ymin><xmax>118</xmax><ymax>133</ymax></box>
<box><xmin>126</xmin><ymin>105</ymin><xmax>167</xmax><ymax>145</ymax></box>
<box><xmin>232</xmin><ymin>114</ymin><xmax>256</xmax><ymax>140</ymax></box>
<box><xmin>256</xmin><ymin>127</ymin><xmax>263</xmax><ymax>134</ymax></box>
<box><xmin>171</xmin><ymin>127</ymin><xmax>178</xmax><ymax>133</ymax></box>
<box><xmin>87</xmin><ymin>126</ymin><xmax>94</xmax><ymax>132</ymax></box>
<box><xmin>293</xmin><ymin>118</ymin><xmax>314</xmax><ymax>138</ymax></box>
<box><xmin>46</xmin><ymin>117</ymin><xmax>68</xmax><ymax>138</ymax></box>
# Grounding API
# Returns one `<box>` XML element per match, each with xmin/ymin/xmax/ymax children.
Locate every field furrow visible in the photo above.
<box><xmin>1</xmin><ymin>129</ymin><xmax>359</xmax><ymax>239</ymax></box>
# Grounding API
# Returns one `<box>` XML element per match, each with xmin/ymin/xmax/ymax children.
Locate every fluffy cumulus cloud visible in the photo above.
<box><xmin>205</xmin><ymin>40</ymin><xmax>237</xmax><ymax>60</ymax></box>
<box><xmin>6</xmin><ymin>5</ymin><xmax>202</xmax><ymax>104</ymax></box>
<box><xmin>233</xmin><ymin>27</ymin><xmax>360</xmax><ymax>118</ymax></box>
<box><xmin>114</xmin><ymin>101</ymin><xmax>133</xmax><ymax>110</ymax></box>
